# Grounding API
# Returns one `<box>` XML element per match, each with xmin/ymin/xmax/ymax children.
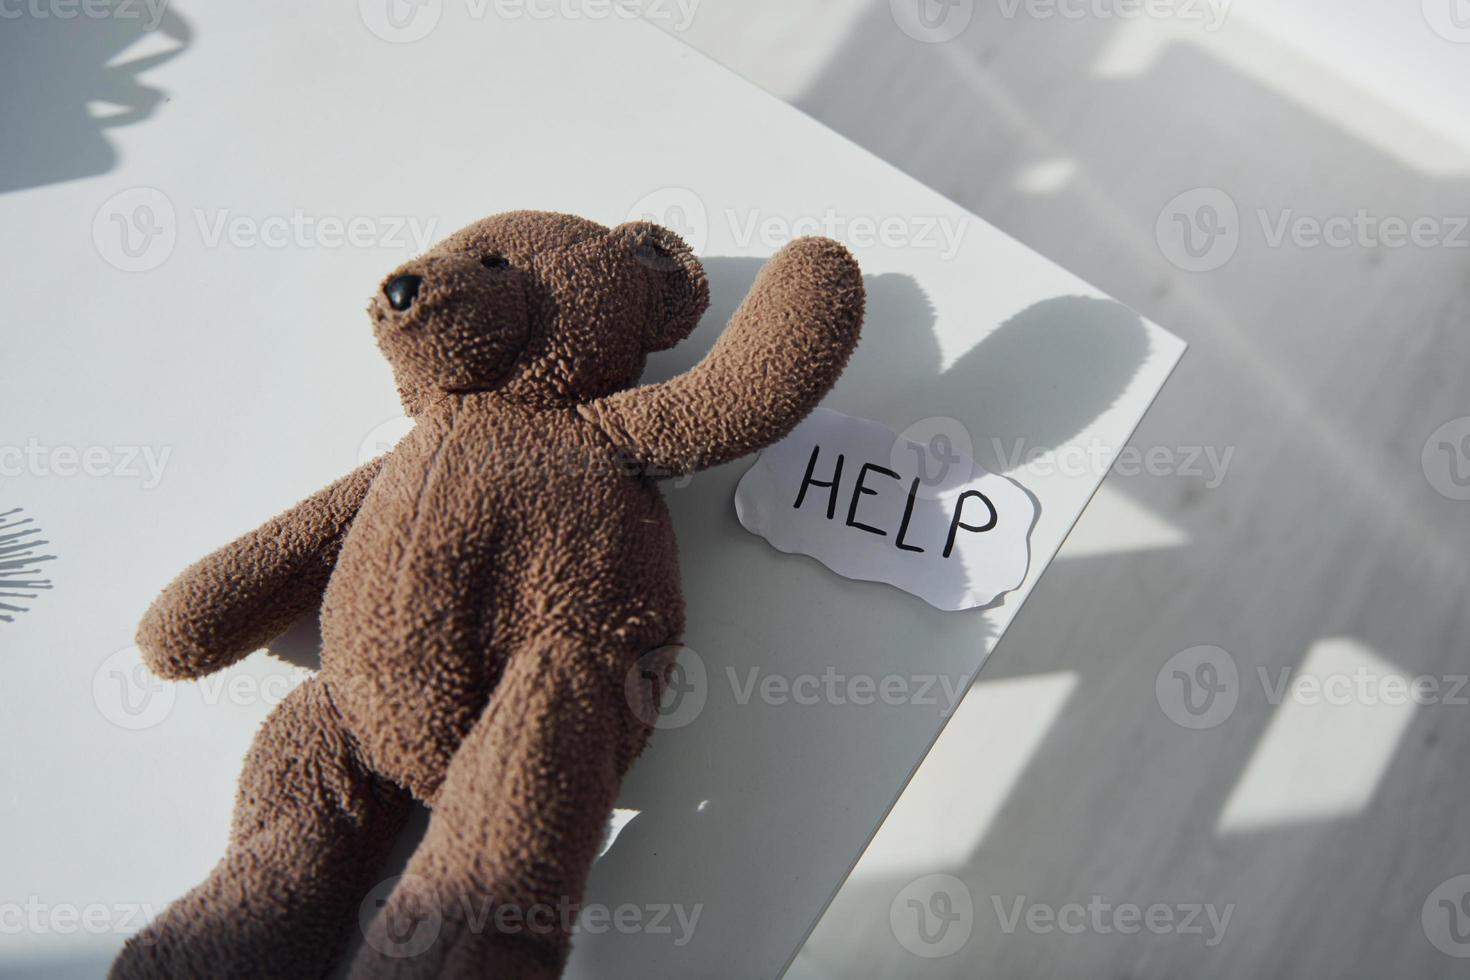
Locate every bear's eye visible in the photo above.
<box><xmin>481</xmin><ymin>254</ymin><xmax>511</xmax><ymax>270</ymax></box>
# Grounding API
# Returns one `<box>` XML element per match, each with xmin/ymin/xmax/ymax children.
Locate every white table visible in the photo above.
<box><xmin>0</xmin><ymin>5</ymin><xmax>1182</xmax><ymax>977</ymax></box>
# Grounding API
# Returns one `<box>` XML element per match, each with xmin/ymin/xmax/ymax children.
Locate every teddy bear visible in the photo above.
<box><xmin>111</xmin><ymin>210</ymin><xmax>865</xmax><ymax>980</ymax></box>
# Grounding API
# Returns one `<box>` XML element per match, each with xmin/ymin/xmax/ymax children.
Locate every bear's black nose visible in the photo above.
<box><xmin>384</xmin><ymin>274</ymin><xmax>422</xmax><ymax>312</ymax></box>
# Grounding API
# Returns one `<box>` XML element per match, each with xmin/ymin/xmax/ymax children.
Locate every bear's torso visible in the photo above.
<box><xmin>318</xmin><ymin>395</ymin><xmax>684</xmax><ymax>801</ymax></box>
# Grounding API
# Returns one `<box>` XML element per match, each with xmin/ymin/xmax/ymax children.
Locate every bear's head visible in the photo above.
<box><xmin>370</xmin><ymin>210</ymin><xmax>709</xmax><ymax>415</ymax></box>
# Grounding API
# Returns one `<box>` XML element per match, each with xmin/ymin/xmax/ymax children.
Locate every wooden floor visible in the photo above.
<box><xmin>666</xmin><ymin>4</ymin><xmax>1470</xmax><ymax>977</ymax></box>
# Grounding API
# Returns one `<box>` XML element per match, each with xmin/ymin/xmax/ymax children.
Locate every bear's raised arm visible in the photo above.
<box><xmin>136</xmin><ymin>457</ymin><xmax>386</xmax><ymax>680</ymax></box>
<box><xmin>582</xmin><ymin>237</ymin><xmax>864</xmax><ymax>475</ymax></box>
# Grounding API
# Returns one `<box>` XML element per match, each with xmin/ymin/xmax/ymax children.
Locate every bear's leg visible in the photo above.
<box><xmin>348</xmin><ymin>631</ymin><xmax>659</xmax><ymax>980</ymax></box>
<box><xmin>111</xmin><ymin>676</ymin><xmax>414</xmax><ymax>980</ymax></box>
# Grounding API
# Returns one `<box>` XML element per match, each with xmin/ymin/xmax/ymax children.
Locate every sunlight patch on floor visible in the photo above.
<box><xmin>1093</xmin><ymin>14</ymin><xmax>1470</xmax><ymax>176</ymax></box>
<box><xmin>1216</xmin><ymin>637</ymin><xmax>1418</xmax><ymax>834</ymax></box>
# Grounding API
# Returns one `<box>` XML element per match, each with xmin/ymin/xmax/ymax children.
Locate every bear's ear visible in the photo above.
<box><xmin>615</xmin><ymin>221</ymin><xmax>710</xmax><ymax>352</ymax></box>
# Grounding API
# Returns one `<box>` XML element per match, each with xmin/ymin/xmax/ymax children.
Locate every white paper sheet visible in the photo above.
<box><xmin>735</xmin><ymin>408</ymin><xmax>1037</xmax><ymax>611</ymax></box>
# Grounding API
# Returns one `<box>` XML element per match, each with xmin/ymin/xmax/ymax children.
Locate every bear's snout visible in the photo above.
<box><xmin>371</xmin><ymin>251</ymin><xmax>534</xmax><ymax>412</ymax></box>
<box><xmin>384</xmin><ymin>274</ymin><xmax>422</xmax><ymax>312</ymax></box>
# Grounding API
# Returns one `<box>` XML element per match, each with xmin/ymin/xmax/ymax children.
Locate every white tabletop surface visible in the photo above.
<box><xmin>0</xmin><ymin>5</ymin><xmax>1183</xmax><ymax>977</ymax></box>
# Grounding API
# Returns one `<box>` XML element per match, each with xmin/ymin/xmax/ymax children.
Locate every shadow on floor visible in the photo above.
<box><xmin>0</xmin><ymin>1</ymin><xmax>190</xmax><ymax>195</ymax></box>
<box><xmin>778</xmin><ymin>3</ymin><xmax>1470</xmax><ymax>979</ymax></box>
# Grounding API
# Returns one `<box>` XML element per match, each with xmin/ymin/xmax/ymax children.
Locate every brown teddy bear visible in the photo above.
<box><xmin>111</xmin><ymin>210</ymin><xmax>864</xmax><ymax>980</ymax></box>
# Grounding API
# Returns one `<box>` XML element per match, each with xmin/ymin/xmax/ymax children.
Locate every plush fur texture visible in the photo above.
<box><xmin>111</xmin><ymin>210</ymin><xmax>864</xmax><ymax>980</ymax></box>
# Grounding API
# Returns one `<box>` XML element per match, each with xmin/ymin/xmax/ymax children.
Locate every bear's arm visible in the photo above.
<box><xmin>581</xmin><ymin>237</ymin><xmax>864</xmax><ymax>475</ymax></box>
<box><xmin>135</xmin><ymin>457</ymin><xmax>387</xmax><ymax>680</ymax></box>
